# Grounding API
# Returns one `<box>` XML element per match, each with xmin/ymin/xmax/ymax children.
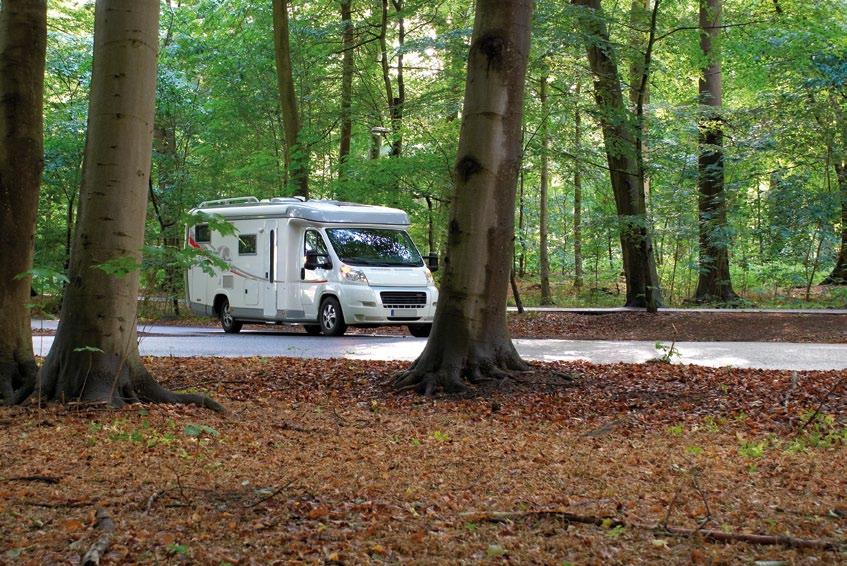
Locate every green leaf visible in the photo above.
<box><xmin>183</xmin><ymin>423</ymin><xmax>219</xmax><ymax>438</ymax></box>
<box><xmin>486</xmin><ymin>544</ymin><xmax>507</xmax><ymax>558</ymax></box>
<box><xmin>73</xmin><ymin>346</ymin><xmax>104</xmax><ymax>353</ymax></box>
<box><xmin>93</xmin><ymin>255</ymin><xmax>141</xmax><ymax>278</ymax></box>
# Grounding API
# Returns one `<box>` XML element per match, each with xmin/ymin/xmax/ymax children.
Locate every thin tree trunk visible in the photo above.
<box><xmin>518</xmin><ymin>165</ymin><xmax>527</xmax><ymax>277</ymax></box>
<box><xmin>511</xmin><ymin>269</ymin><xmax>524</xmax><ymax>314</ymax></box>
<box><xmin>0</xmin><ymin>0</ymin><xmax>46</xmax><ymax>404</ymax></box>
<box><xmin>573</xmin><ymin>81</ymin><xmax>584</xmax><ymax>290</ymax></box>
<box><xmin>273</xmin><ymin>0</ymin><xmax>309</xmax><ymax>198</ymax></box>
<box><xmin>695</xmin><ymin>0</ymin><xmax>737</xmax><ymax>303</ymax></box>
<box><xmin>572</xmin><ymin>0</ymin><xmax>661</xmax><ymax>310</ymax></box>
<box><xmin>538</xmin><ymin>73</ymin><xmax>553</xmax><ymax>305</ymax></box>
<box><xmin>391</xmin><ymin>0</ymin><xmax>405</xmax><ymax>157</ymax></box>
<box><xmin>378</xmin><ymin>0</ymin><xmax>394</xmax><ymax>152</ymax></box>
<box><xmin>35</xmin><ymin>0</ymin><xmax>220</xmax><ymax>410</ymax></box>
<box><xmin>394</xmin><ymin>0</ymin><xmax>533</xmax><ymax>394</ymax></box>
<box><xmin>338</xmin><ymin>0</ymin><xmax>354</xmax><ymax>183</ymax></box>
<box><xmin>822</xmin><ymin>160</ymin><xmax>847</xmax><ymax>283</ymax></box>
<box><xmin>425</xmin><ymin>195</ymin><xmax>435</xmax><ymax>252</ymax></box>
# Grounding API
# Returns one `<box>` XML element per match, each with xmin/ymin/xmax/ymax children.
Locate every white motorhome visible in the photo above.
<box><xmin>185</xmin><ymin>197</ymin><xmax>438</xmax><ymax>337</ymax></box>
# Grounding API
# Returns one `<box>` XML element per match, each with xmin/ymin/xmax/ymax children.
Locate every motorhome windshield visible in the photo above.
<box><xmin>326</xmin><ymin>228</ymin><xmax>423</xmax><ymax>267</ymax></box>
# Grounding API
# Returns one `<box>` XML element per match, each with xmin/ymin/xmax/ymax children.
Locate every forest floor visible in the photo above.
<box><xmin>121</xmin><ymin>311</ymin><xmax>847</xmax><ymax>343</ymax></box>
<box><xmin>2</xmin><ymin>358</ymin><xmax>846</xmax><ymax>564</ymax></box>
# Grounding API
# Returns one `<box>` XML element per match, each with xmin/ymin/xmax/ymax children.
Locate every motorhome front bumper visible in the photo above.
<box><xmin>342</xmin><ymin>286</ymin><xmax>437</xmax><ymax>324</ymax></box>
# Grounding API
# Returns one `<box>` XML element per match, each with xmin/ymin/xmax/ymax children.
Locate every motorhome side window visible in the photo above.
<box><xmin>304</xmin><ymin>230</ymin><xmax>328</xmax><ymax>256</ymax></box>
<box><xmin>238</xmin><ymin>234</ymin><xmax>257</xmax><ymax>255</ymax></box>
<box><xmin>194</xmin><ymin>224</ymin><xmax>211</xmax><ymax>243</ymax></box>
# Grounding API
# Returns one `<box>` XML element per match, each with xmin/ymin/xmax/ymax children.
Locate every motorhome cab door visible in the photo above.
<box><xmin>299</xmin><ymin>228</ymin><xmax>330</xmax><ymax>320</ymax></box>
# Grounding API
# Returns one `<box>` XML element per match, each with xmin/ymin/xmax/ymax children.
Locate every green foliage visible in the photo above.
<box><xmin>93</xmin><ymin>255</ymin><xmax>142</xmax><ymax>278</ymax></box>
<box><xmin>33</xmin><ymin>0</ymin><xmax>847</xmax><ymax>310</ymax></box>
<box><xmin>183</xmin><ymin>423</ymin><xmax>220</xmax><ymax>438</ymax></box>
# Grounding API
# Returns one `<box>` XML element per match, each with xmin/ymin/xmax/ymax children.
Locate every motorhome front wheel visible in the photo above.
<box><xmin>319</xmin><ymin>297</ymin><xmax>347</xmax><ymax>336</ymax></box>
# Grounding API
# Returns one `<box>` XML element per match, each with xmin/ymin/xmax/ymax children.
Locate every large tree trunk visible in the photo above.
<box><xmin>573</xmin><ymin>81</ymin><xmax>584</xmax><ymax>290</ymax></box>
<box><xmin>394</xmin><ymin>0</ymin><xmax>533</xmax><ymax>395</ymax></box>
<box><xmin>695</xmin><ymin>0</ymin><xmax>737</xmax><ymax>303</ymax></box>
<box><xmin>0</xmin><ymin>0</ymin><xmax>46</xmax><ymax>404</ymax></box>
<box><xmin>35</xmin><ymin>0</ymin><xmax>220</xmax><ymax>410</ymax></box>
<box><xmin>573</xmin><ymin>0</ymin><xmax>661</xmax><ymax>310</ymax></box>
<box><xmin>822</xmin><ymin>162</ymin><xmax>847</xmax><ymax>284</ymax></box>
<box><xmin>273</xmin><ymin>0</ymin><xmax>309</xmax><ymax>198</ymax></box>
<box><xmin>338</xmin><ymin>0</ymin><xmax>354</xmax><ymax>182</ymax></box>
<box><xmin>538</xmin><ymin>74</ymin><xmax>553</xmax><ymax>305</ymax></box>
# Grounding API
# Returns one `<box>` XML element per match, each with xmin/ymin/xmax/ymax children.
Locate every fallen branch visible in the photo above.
<box><xmin>22</xmin><ymin>499</ymin><xmax>91</xmax><ymax>508</ymax></box>
<box><xmin>459</xmin><ymin>510</ymin><xmax>844</xmax><ymax>551</ymax></box>
<box><xmin>144</xmin><ymin>489</ymin><xmax>168</xmax><ymax>515</ymax></box>
<box><xmin>81</xmin><ymin>507</ymin><xmax>115</xmax><ymax>566</ymax></box>
<box><xmin>245</xmin><ymin>478</ymin><xmax>295</xmax><ymax>508</ymax></box>
<box><xmin>4</xmin><ymin>475</ymin><xmax>60</xmax><ymax>484</ymax></box>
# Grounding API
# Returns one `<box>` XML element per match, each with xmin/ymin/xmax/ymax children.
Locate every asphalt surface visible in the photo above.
<box><xmin>31</xmin><ymin>320</ymin><xmax>847</xmax><ymax>371</ymax></box>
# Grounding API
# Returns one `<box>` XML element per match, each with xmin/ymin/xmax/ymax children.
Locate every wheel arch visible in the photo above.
<box><xmin>212</xmin><ymin>293</ymin><xmax>231</xmax><ymax>317</ymax></box>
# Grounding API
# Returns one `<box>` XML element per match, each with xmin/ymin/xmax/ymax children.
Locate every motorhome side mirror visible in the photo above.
<box><xmin>425</xmin><ymin>253</ymin><xmax>439</xmax><ymax>272</ymax></box>
<box><xmin>304</xmin><ymin>252</ymin><xmax>319</xmax><ymax>271</ymax></box>
<box><xmin>305</xmin><ymin>252</ymin><xmax>331</xmax><ymax>271</ymax></box>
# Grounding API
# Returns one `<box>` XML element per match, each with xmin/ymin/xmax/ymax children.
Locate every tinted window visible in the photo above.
<box><xmin>238</xmin><ymin>234</ymin><xmax>257</xmax><ymax>255</ymax></box>
<box><xmin>326</xmin><ymin>228</ymin><xmax>423</xmax><ymax>267</ymax></box>
<box><xmin>195</xmin><ymin>224</ymin><xmax>211</xmax><ymax>243</ymax></box>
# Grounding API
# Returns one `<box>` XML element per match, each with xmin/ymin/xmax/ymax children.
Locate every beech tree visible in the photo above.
<box><xmin>0</xmin><ymin>0</ymin><xmax>47</xmax><ymax>404</ymax></box>
<box><xmin>338</xmin><ymin>0</ymin><xmax>354</xmax><ymax>179</ymax></box>
<box><xmin>33</xmin><ymin>0</ymin><xmax>220</xmax><ymax>409</ymax></box>
<box><xmin>537</xmin><ymin>72</ymin><xmax>553</xmax><ymax>305</ymax></box>
<box><xmin>273</xmin><ymin>0</ymin><xmax>309</xmax><ymax>198</ymax></box>
<box><xmin>695</xmin><ymin>0</ymin><xmax>737</xmax><ymax>302</ymax></box>
<box><xmin>394</xmin><ymin>0</ymin><xmax>533</xmax><ymax>394</ymax></box>
<box><xmin>572</xmin><ymin>0</ymin><xmax>662</xmax><ymax>310</ymax></box>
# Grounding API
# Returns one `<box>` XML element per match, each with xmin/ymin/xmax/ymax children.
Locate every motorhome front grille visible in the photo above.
<box><xmin>380</xmin><ymin>291</ymin><xmax>426</xmax><ymax>308</ymax></box>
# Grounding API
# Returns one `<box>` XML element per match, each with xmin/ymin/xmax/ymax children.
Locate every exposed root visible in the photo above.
<box><xmin>393</xmin><ymin>342</ymin><xmax>531</xmax><ymax>396</ymax></box>
<box><xmin>0</xmin><ymin>360</ymin><xmax>37</xmax><ymax>405</ymax></box>
<box><xmin>35</xmin><ymin>351</ymin><xmax>224</xmax><ymax>412</ymax></box>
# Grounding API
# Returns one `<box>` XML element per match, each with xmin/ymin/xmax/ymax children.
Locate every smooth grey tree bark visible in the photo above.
<box><xmin>394</xmin><ymin>0</ymin><xmax>533</xmax><ymax>394</ymax></box>
<box><xmin>35</xmin><ymin>0</ymin><xmax>220</xmax><ymax>410</ymax></box>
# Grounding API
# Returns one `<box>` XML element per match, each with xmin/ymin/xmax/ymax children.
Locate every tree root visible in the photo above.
<box><xmin>32</xmin><ymin>352</ymin><xmax>224</xmax><ymax>412</ymax></box>
<box><xmin>393</xmin><ymin>345</ymin><xmax>532</xmax><ymax>396</ymax></box>
<box><xmin>0</xmin><ymin>360</ymin><xmax>37</xmax><ymax>406</ymax></box>
<box><xmin>81</xmin><ymin>507</ymin><xmax>115</xmax><ymax>566</ymax></box>
<box><xmin>460</xmin><ymin>509</ymin><xmax>845</xmax><ymax>551</ymax></box>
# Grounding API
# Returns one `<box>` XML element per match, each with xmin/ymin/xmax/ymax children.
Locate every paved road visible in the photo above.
<box><xmin>31</xmin><ymin>320</ymin><xmax>847</xmax><ymax>371</ymax></box>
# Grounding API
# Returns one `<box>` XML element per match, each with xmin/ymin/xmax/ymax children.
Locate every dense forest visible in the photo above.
<box><xmin>31</xmin><ymin>0</ymin><xmax>847</xmax><ymax>313</ymax></box>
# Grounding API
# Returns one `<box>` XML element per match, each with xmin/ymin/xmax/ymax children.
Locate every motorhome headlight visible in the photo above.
<box><xmin>424</xmin><ymin>269</ymin><xmax>434</xmax><ymax>285</ymax></box>
<box><xmin>340</xmin><ymin>264</ymin><xmax>369</xmax><ymax>285</ymax></box>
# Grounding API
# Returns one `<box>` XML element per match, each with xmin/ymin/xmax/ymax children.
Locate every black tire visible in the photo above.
<box><xmin>303</xmin><ymin>324</ymin><xmax>321</xmax><ymax>336</ymax></box>
<box><xmin>408</xmin><ymin>324</ymin><xmax>432</xmax><ymax>338</ymax></box>
<box><xmin>219</xmin><ymin>298</ymin><xmax>243</xmax><ymax>334</ymax></box>
<box><xmin>319</xmin><ymin>297</ymin><xmax>347</xmax><ymax>336</ymax></box>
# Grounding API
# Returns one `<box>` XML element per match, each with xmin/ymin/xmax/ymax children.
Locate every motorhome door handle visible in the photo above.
<box><xmin>300</xmin><ymin>268</ymin><xmax>305</xmax><ymax>280</ymax></box>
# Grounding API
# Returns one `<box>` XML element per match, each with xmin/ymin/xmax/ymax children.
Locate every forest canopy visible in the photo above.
<box><xmin>35</xmin><ymin>0</ymin><xmax>847</xmax><ymax>310</ymax></box>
